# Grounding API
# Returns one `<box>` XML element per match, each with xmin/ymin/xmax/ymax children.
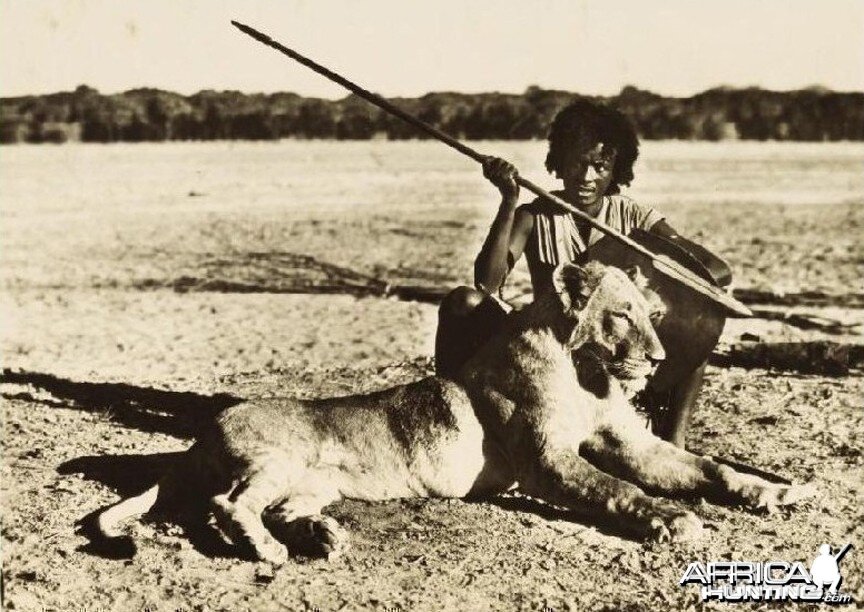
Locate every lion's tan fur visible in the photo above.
<box><xmin>93</xmin><ymin>262</ymin><xmax>814</xmax><ymax>564</ymax></box>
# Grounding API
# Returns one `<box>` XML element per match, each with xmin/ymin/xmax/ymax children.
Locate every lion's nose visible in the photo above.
<box><xmin>647</xmin><ymin>345</ymin><xmax>666</xmax><ymax>364</ymax></box>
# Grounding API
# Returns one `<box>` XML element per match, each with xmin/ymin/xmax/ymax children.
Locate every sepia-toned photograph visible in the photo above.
<box><xmin>1</xmin><ymin>1</ymin><xmax>862</xmax><ymax>609</ymax></box>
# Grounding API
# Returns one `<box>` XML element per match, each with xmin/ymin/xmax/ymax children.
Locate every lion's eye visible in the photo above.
<box><xmin>612</xmin><ymin>311</ymin><xmax>633</xmax><ymax>325</ymax></box>
<box><xmin>649</xmin><ymin>310</ymin><xmax>664</xmax><ymax>324</ymax></box>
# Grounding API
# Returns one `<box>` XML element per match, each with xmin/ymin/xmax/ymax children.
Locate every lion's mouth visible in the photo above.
<box><xmin>608</xmin><ymin>359</ymin><xmax>654</xmax><ymax>381</ymax></box>
<box><xmin>573</xmin><ymin>344</ymin><xmax>655</xmax><ymax>398</ymax></box>
<box><xmin>608</xmin><ymin>361</ymin><xmax>653</xmax><ymax>398</ymax></box>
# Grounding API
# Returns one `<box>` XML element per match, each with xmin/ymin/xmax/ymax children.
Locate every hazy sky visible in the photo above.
<box><xmin>2</xmin><ymin>0</ymin><xmax>862</xmax><ymax>98</ymax></box>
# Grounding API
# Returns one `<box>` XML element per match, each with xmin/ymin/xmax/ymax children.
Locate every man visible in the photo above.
<box><xmin>435</xmin><ymin>98</ymin><xmax>731</xmax><ymax>447</ymax></box>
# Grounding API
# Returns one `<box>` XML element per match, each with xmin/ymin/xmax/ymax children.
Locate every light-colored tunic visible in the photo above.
<box><xmin>526</xmin><ymin>193</ymin><xmax>664</xmax><ymax>266</ymax></box>
<box><xmin>520</xmin><ymin>193</ymin><xmax>664</xmax><ymax>295</ymax></box>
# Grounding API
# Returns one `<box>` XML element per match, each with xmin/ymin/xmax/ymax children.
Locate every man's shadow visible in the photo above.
<box><xmin>1</xmin><ymin>368</ymin><xmax>244</xmax><ymax>559</ymax></box>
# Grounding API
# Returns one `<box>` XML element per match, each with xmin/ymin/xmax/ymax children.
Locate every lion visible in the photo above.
<box><xmin>91</xmin><ymin>262</ymin><xmax>814</xmax><ymax>564</ymax></box>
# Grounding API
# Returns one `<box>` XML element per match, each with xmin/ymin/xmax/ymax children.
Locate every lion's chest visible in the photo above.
<box><xmin>466</xmin><ymin>329</ymin><xmax>598</xmax><ymax>450</ymax></box>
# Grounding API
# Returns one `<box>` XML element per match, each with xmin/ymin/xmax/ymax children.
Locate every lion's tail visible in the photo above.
<box><xmin>94</xmin><ymin>483</ymin><xmax>160</xmax><ymax>539</ymax></box>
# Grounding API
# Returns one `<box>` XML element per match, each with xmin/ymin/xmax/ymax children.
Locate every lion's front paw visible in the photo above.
<box><xmin>646</xmin><ymin>511</ymin><xmax>704</xmax><ymax>543</ymax></box>
<box><xmin>717</xmin><ymin>466</ymin><xmax>818</xmax><ymax>513</ymax></box>
<box><xmin>307</xmin><ymin>515</ymin><xmax>348</xmax><ymax>559</ymax></box>
<box><xmin>254</xmin><ymin>534</ymin><xmax>289</xmax><ymax>566</ymax></box>
<box><xmin>276</xmin><ymin>515</ymin><xmax>349</xmax><ymax>560</ymax></box>
<box><xmin>751</xmin><ymin>481</ymin><xmax>818</xmax><ymax>513</ymax></box>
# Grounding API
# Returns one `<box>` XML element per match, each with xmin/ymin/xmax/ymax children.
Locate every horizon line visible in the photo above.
<box><xmin>2</xmin><ymin>82</ymin><xmax>860</xmax><ymax>102</ymax></box>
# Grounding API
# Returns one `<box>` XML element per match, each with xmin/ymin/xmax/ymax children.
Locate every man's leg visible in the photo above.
<box><xmin>435</xmin><ymin>287</ymin><xmax>507</xmax><ymax>379</ymax></box>
<box><xmin>651</xmin><ymin>361</ymin><xmax>707</xmax><ymax>448</ymax></box>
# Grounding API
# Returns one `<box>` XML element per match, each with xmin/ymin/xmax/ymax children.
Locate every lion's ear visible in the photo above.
<box><xmin>625</xmin><ymin>264</ymin><xmax>649</xmax><ymax>290</ymax></box>
<box><xmin>552</xmin><ymin>263</ymin><xmax>593</xmax><ymax>313</ymax></box>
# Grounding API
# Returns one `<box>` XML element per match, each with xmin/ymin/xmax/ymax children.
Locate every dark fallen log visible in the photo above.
<box><xmin>143</xmin><ymin>272</ymin><xmax>864</xmax><ymax>315</ymax></box>
<box><xmin>167</xmin><ymin>276</ymin><xmax>388</xmax><ymax>298</ymax></box>
<box><xmin>749</xmin><ymin>309</ymin><xmax>863</xmax><ymax>334</ymax></box>
<box><xmin>733</xmin><ymin>289</ymin><xmax>864</xmax><ymax>309</ymax></box>
<box><xmin>130</xmin><ymin>251</ymin><xmax>864</xmax><ymax>312</ymax></box>
<box><xmin>149</xmin><ymin>274</ymin><xmax>864</xmax><ymax>324</ymax></box>
<box><xmin>151</xmin><ymin>276</ymin><xmax>451</xmax><ymax>304</ymax></box>
<box><xmin>385</xmin><ymin>284</ymin><xmax>451</xmax><ymax>304</ymax></box>
<box><xmin>710</xmin><ymin>341</ymin><xmax>862</xmax><ymax>376</ymax></box>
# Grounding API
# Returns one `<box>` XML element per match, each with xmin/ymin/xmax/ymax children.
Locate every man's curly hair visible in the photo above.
<box><xmin>544</xmin><ymin>98</ymin><xmax>639</xmax><ymax>195</ymax></box>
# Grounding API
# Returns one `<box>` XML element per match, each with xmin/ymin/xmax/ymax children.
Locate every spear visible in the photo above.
<box><xmin>230</xmin><ymin>20</ymin><xmax>751</xmax><ymax>317</ymax></box>
<box><xmin>834</xmin><ymin>543</ymin><xmax>852</xmax><ymax>561</ymax></box>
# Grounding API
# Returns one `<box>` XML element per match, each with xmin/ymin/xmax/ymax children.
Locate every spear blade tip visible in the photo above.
<box><xmin>230</xmin><ymin>20</ymin><xmax>272</xmax><ymax>45</ymax></box>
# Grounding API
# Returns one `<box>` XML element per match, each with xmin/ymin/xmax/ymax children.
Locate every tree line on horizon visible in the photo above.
<box><xmin>1</xmin><ymin>84</ymin><xmax>862</xmax><ymax>144</ymax></box>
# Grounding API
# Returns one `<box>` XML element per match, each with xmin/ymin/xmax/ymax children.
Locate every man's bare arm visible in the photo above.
<box><xmin>474</xmin><ymin>157</ymin><xmax>533</xmax><ymax>294</ymax></box>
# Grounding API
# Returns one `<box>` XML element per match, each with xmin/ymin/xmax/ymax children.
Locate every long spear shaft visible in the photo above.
<box><xmin>834</xmin><ymin>543</ymin><xmax>852</xmax><ymax>561</ymax></box>
<box><xmin>231</xmin><ymin>20</ymin><xmax>751</xmax><ymax>317</ymax></box>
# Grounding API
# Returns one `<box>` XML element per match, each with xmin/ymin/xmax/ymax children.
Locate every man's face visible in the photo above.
<box><xmin>558</xmin><ymin>141</ymin><xmax>617</xmax><ymax>212</ymax></box>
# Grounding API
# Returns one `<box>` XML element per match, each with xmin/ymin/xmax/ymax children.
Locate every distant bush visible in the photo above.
<box><xmin>1</xmin><ymin>84</ymin><xmax>862</xmax><ymax>143</ymax></box>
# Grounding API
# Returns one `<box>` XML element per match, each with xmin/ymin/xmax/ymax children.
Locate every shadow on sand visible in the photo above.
<box><xmin>2</xmin><ymin>368</ymin><xmax>705</xmax><ymax>556</ymax></box>
<box><xmin>2</xmin><ymin>368</ymin><xmax>244</xmax><ymax>560</ymax></box>
<box><xmin>61</xmin><ymin>451</ymin><xmax>238</xmax><ymax>561</ymax></box>
<box><xmin>481</xmin><ymin>494</ymin><xmax>651</xmax><ymax>543</ymax></box>
<box><xmin>1</xmin><ymin>368</ymin><xmax>242</xmax><ymax>439</ymax></box>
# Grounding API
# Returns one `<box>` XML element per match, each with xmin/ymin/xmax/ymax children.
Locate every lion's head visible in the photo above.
<box><xmin>551</xmin><ymin>261</ymin><xmax>666</xmax><ymax>397</ymax></box>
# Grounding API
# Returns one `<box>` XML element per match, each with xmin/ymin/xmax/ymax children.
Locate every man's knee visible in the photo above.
<box><xmin>439</xmin><ymin>286</ymin><xmax>486</xmax><ymax>318</ymax></box>
<box><xmin>436</xmin><ymin>286</ymin><xmax>507</xmax><ymax>379</ymax></box>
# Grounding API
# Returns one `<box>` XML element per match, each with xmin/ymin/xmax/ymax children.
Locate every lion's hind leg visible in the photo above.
<box><xmin>581</xmin><ymin>426</ymin><xmax>816</xmax><ymax>512</ymax></box>
<box><xmin>211</xmin><ymin>464</ymin><xmax>293</xmax><ymax>565</ymax></box>
<box><xmin>263</xmin><ymin>490</ymin><xmax>347</xmax><ymax>560</ymax></box>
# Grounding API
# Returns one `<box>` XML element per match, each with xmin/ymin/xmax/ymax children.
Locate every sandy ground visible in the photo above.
<box><xmin>2</xmin><ymin>142</ymin><xmax>863</xmax><ymax>610</ymax></box>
